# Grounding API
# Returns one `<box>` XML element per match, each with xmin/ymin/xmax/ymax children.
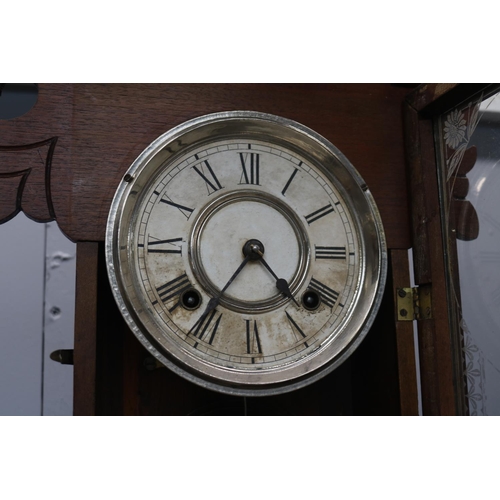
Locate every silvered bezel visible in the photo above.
<box><xmin>106</xmin><ymin>111</ymin><xmax>387</xmax><ymax>396</ymax></box>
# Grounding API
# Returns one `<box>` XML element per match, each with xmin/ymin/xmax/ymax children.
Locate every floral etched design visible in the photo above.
<box><xmin>444</xmin><ymin>96</ymin><xmax>482</xmax><ymax>181</ymax></box>
<box><xmin>439</xmin><ymin>93</ymin><xmax>498</xmax><ymax>415</ymax></box>
<box><xmin>461</xmin><ymin>319</ymin><xmax>485</xmax><ymax>415</ymax></box>
<box><xmin>444</xmin><ymin>109</ymin><xmax>467</xmax><ymax>149</ymax></box>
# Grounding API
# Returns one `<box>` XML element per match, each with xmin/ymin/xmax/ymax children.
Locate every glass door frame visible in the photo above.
<box><xmin>404</xmin><ymin>83</ymin><xmax>498</xmax><ymax>415</ymax></box>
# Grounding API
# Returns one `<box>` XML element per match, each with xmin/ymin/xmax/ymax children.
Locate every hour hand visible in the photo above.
<box><xmin>275</xmin><ymin>278</ymin><xmax>300</xmax><ymax>307</ymax></box>
<box><xmin>252</xmin><ymin>249</ymin><xmax>300</xmax><ymax>307</ymax></box>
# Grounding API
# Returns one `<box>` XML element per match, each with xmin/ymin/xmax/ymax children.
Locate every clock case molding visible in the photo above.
<box><xmin>0</xmin><ymin>83</ymin><xmax>478</xmax><ymax>415</ymax></box>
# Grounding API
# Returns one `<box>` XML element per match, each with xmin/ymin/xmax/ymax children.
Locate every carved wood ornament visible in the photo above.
<box><xmin>0</xmin><ymin>137</ymin><xmax>57</xmax><ymax>224</ymax></box>
<box><xmin>1</xmin><ymin>83</ymin><xmax>421</xmax><ymax>415</ymax></box>
<box><xmin>0</xmin><ymin>84</ymin><xmax>412</xmax><ymax>247</ymax></box>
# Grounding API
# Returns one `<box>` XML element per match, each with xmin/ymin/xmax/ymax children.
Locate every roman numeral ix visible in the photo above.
<box><xmin>147</xmin><ymin>236</ymin><xmax>182</xmax><ymax>254</ymax></box>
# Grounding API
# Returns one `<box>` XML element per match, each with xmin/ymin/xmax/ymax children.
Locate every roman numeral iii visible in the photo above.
<box><xmin>315</xmin><ymin>245</ymin><xmax>346</xmax><ymax>260</ymax></box>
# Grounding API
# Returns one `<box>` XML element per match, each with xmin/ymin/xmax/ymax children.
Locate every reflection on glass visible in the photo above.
<box><xmin>439</xmin><ymin>91</ymin><xmax>500</xmax><ymax>415</ymax></box>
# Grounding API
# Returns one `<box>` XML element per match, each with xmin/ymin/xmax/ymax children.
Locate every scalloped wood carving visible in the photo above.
<box><xmin>0</xmin><ymin>137</ymin><xmax>57</xmax><ymax>224</ymax></box>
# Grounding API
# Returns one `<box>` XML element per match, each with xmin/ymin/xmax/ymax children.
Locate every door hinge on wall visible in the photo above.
<box><xmin>397</xmin><ymin>284</ymin><xmax>432</xmax><ymax>321</ymax></box>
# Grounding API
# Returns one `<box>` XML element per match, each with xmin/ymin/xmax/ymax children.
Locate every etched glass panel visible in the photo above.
<box><xmin>437</xmin><ymin>89</ymin><xmax>500</xmax><ymax>415</ymax></box>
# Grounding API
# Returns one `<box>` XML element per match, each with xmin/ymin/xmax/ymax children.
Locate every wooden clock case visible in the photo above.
<box><xmin>1</xmin><ymin>83</ymin><xmax>481</xmax><ymax>415</ymax></box>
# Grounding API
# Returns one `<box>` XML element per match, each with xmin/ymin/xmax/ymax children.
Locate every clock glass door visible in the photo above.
<box><xmin>436</xmin><ymin>87</ymin><xmax>500</xmax><ymax>415</ymax></box>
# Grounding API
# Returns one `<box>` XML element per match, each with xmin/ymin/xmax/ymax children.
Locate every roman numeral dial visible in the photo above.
<box><xmin>146</xmin><ymin>236</ymin><xmax>183</xmax><ymax>254</ymax></box>
<box><xmin>281</xmin><ymin>167</ymin><xmax>298</xmax><ymax>196</ymax></box>
<box><xmin>285</xmin><ymin>311</ymin><xmax>309</xmax><ymax>348</ymax></box>
<box><xmin>131</xmin><ymin>132</ymin><xmax>365</xmax><ymax>380</ymax></box>
<box><xmin>239</xmin><ymin>152</ymin><xmax>260</xmax><ymax>185</ymax></box>
<box><xmin>308</xmin><ymin>278</ymin><xmax>340</xmax><ymax>309</ymax></box>
<box><xmin>305</xmin><ymin>204</ymin><xmax>334</xmax><ymax>225</ymax></box>
<box><xmin>246</xmin><ymin>319</ymin><xmax>262</xmax><ymax>356</ymax></box>
<box><xmin>158</xmin><ymin>194</ymin><xmax>194</xmax><ymax>219</ymax></box>
<box><xmin>315</xmin><ymin>245</ymin><xmax>347</xmax><ymax>260</ymax></box>
<box><xmin>192</xmin><ymin>310</ymin><xmax>223</xmax><ymax>347</ymax></box>
<box><xmin>193</xmin><ymin>159</ymin><xmax>223</xmax><ymax>194</ymax></box>
<box><xmin>154</xmin><ymin>273</ymin><xmax>191</xmax><ymax>312</ymax></box>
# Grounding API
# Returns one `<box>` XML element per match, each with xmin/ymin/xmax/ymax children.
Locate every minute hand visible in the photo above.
<box><xmin>189</xmin><ymin>254</ymin><xmax>252</xmax><ymax>334</ymax></box>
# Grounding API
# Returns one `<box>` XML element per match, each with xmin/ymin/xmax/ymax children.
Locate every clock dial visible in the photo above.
<box><xmin>106</xmin><ymin>112</ymin><xmax>386</xmax><ymax>395</ymax></box>
<box><xmin>134</xmin><ymin>139</ymin><xmax>357</xmax><ymax>368</ymax></box>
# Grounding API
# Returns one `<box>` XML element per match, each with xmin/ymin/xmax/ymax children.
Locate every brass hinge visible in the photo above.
<box><xmin>396</xmin><ymin>284</ymin><xmax>432</xmax><ymax>321</ymax></box>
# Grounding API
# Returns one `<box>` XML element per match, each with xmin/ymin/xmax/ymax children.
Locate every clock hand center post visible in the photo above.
<box><xmin>190</xmin><ymin>237</ymin><xmax>299</xmax><ymax>335</ymax></box>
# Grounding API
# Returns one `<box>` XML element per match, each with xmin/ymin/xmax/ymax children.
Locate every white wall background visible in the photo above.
<box><xmin>0</xmin><ymin>213</ymin><xmax>75</xmax><ymax>415</ymax></box>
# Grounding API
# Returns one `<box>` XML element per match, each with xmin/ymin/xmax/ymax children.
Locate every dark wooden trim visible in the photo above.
<box><xmin>401</xmin><ymin>83</ymin><xmax>500</xmax><ymax>414</ymax></box>
<box><xmin>406</xmin><ymin>83</ymin><xmax>496</xmax><ymax>117</ymax></box>
<box><xmin>406</xmin><ymin>84</ymin><xmax>459</xmax><ymax>112</ymax></box>
<box><xmin>0</xmin><ymin>137</ymin><xmax>58</xmax><ymax>224</ymax></box>
<box><xmin>73</xmin><ymin>242</ymin><xmax>99</xmax><ymax>416</ymax></box>
<box><xmin>403</xmin><ymin>99</ymin><xmax>457</xmax><ymax>415</ymax></box>
<box><xmin>390</xmin><ymin>249</ymin><xmax>419</xmax><ymax>416</ymax></box>
<box><xmin>403</xmin><ymin>102</ymin><xmax>432</xmax><ymax>284</ymax></box>
<box><xmin>403</xmin><ymin>83</ymin><xmax>500</xmax><ymax>415</ymax></box>
<box><xmin>0</xmin><ymin>84</ymin><xmax>411</xmax><ymax>246</ymax></box>
<box><xmin>95</xmin><ymin>242</ymin><xmax>126</xmax><ymax>416</ymax></box>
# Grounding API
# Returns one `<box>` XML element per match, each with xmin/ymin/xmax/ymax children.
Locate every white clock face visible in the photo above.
<box><xmin>107</xmin><ymin>112</ymin><xmax>386</xmax><ymax>395</ymax></box>
<box><xmin>134</xmin><ymin>138</ymin><xmax>359</xmax><ymax>368</ymax></box>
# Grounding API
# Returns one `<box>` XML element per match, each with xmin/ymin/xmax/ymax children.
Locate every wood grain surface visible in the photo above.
<box><xmin>73</xmin><ymin>242</ymin><xmax>98</xmax><ymax>416</ymax></box>
<box><xmin>0</xmin><ymin>84</ymin><xmax>411</xmax><ymax>248</ymax></box>
<box><xmin>403</xmin><ymin>100</ymin><xmax>457</xmax><ymax>415</ymax></box>
<box><xmin>390</xmin><ymin>249</ymin><xmax>419</xmax><ymax>415</ymax></box>
<box><xmin>1</xmin><ymin>84</ymin><xmax>417</xmax><ymax>415</ymax></box>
